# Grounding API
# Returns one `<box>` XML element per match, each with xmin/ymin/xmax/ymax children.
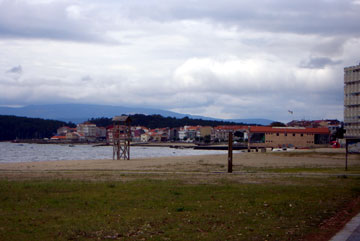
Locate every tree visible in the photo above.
<box><xmin>0</xmin><ymin>115</ymin><xmax>74</xmax><ymax>141</ymax></box>
<box><xmin>88</xmin><ymin>114</ymin><xmax>249</xmax><ymax>129</ymax></box>
<box><xmin>270</xmin><ymin>121</ymin><xmax>286</xmax><ymax>127</ymax></box>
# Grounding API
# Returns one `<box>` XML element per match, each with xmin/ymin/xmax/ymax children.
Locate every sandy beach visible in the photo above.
<box><xmin>0</xmin><ymin>148</ymin><xmax>358</xmax><ymax>175</ymax></box>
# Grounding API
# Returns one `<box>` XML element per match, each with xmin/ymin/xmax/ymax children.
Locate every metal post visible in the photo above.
<box><xmin>228</xmin><ymin>132</ymin><xmax>233</xmax><ymax>173</ymax></box>
<box><xmin>345</xmin><ymin>139</ymin><xmax>348</xmax><ymax>171</ymax></box>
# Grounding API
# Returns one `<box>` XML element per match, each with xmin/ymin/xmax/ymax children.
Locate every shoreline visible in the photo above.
<box><xmin>0</xmin><ymin>149</ymin><xmax>356</xmax><ymax>173</ymax></box>
<box><xmin>3</xmin><ymin>140</ymin><xmax>286</xmax><ymax>151</ymax></box>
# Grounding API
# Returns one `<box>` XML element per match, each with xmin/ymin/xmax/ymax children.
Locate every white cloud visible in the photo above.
<box><xmin>173</xmin><ymin>56</ymin><xmax>339</xmax><ymax>93</ymax></box>
<box><xmin>0</xmin><ymin>0</ymin><xmax>358</xmax><ymax>122</ymax></box>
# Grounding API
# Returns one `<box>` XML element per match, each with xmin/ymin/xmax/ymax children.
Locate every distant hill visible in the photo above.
<box><xmin>89</xmin><ymin>115</ymin><xmax>243</xmax><ymax>129</ymax></box>
<box><xmin>0</xmin><ymin>115</ymin><xmax>74</xmax><ymax>141</ymax></box>
<box><xmin>0</xmin><ymin>104</ymin><xmax>274</xmax><ymax>125</ymax></box>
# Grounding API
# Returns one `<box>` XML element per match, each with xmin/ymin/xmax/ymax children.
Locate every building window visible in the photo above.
<box><xmin>285</xmin><ymin>133</ymin><xmax>287</xmax><ymax>136</ymax></box>
<box><xmin>276</xmin><ymin>133</ymin><xmax>279</xmax><ymax>136</ymax></box>
<box><xmin>301</xmin><ymin>134</ymin><xmax>303</xmax><ymax>137</ymax></box>
<box><xmin>293</xmin><ymin>133</ymin><xmax>296</xmax><ymax>136</ymax></box>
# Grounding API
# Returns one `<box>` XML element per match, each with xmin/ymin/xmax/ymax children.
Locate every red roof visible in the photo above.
<box><xmin>50</xmin><ymin>135</ymin><xmax>67</xmax><ymax>140</ymax></box>
<box><xmin>250</xmin><ymin>126</ymin><xmax>329</xmax><ymax>134</ymax></box>
<box><xmin>187</xmin><ymin>126</ymin><xmax>199</xmax><ymax>131</ymax></box>
<box><xmin>214</xmin><ymin>125</ymin><xmax>249</xmax><ymax>131</ymax></box>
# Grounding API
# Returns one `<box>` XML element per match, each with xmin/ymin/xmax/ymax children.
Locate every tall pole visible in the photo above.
<box><xmin>228</xmin><ymin>132</ymin><xmax>233</xmax><ymax>173</ymax></box>
<box><xmin>127</xmin><ymin>121</ymin><xmax>131</xmax><ymax>160</ymax></box>
<box><xmin>247</xmin><ymin>127</ymin><xmax>251</xmax><ymax>152</ymax></box>
<box><xmin>345</xmin><ymin>139</ymin><xmax>348</xmax><ymax>171</ymax></box>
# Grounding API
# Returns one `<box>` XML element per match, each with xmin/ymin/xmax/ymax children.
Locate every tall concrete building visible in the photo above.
<box><xmin>344</xmin><ymin>63</ymin><xmax>360</xmax><ymax>138</ymax></box>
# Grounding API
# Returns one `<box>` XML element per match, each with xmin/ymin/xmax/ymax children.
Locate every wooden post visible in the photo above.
<box><xmin>228</xmin><ymin>132</ymin><xmax>233</xmax><ymax>173</ymax></box>
<box><xmin>247</xmin><ymin>127</ymin><xmax>251</xmax><ymax>152</ymax></box>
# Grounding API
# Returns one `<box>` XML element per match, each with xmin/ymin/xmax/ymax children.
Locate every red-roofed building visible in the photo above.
<box><xmin>57</xmin><ymin>126</ymin><xmax>76</xmax><ymax>135</ymax></box>
<box><xmin>50</xmin><ymin>135</ymin><xmax>67</xmax><ymax>141</ymax></box>
<box><xmin>249</xmin><ymin>126</ymin><xmax>330</xmax><ymax>148</ymax></box>
<box><xmin>66</xmin><ymin>132</ymin><xmax>83</xmax><ymax>141</ymax></box>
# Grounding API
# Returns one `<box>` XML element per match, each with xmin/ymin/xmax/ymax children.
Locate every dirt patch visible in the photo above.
<box><xmin>302</xmin><ymin>196</ymin><xmax>360</xmax><ymax>241</ymax></box>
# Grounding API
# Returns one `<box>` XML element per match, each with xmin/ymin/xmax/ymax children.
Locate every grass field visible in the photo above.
<box><xmin>1</xmin><ymin>149</ymin><xmax>360</xmax><ymax>240</ymax></box>
<box><xmin>1</xmin><ymin>176</ymin><xmax>360</xmax><ymax>241</ymax></box>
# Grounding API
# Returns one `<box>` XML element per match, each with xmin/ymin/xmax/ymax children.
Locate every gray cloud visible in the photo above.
<box><xmin>1</xmin><ymin>0</ymin><xmax>359</xmax><ymax>44</ymax></box>
<box><xmin>300</xmin><ymin>57</ymin><xmax>342</xmax><ymax>69</ymax></box>
<box><xmin>121</xmin><ymin>0</ymin><xmax>360</xmax><ymax>36</ymax></box>
<box><xmin>81</xmin><ymin>75</ymin><xmax>92</xmax><ymax>82</ymax></box>
<box><xmin>0</xmin><ymin>0</ymin><xmax>113</xmax><ymax>43</ymax></box>
<box><xmin>6</xmin><ymin>65</ymin><xmax>22</xmax><ymax>74</ymax></box>
<box><xmin>0</xmin><ymin>0</ymin><xmax>356</xmax><ymax>122</ymax></box>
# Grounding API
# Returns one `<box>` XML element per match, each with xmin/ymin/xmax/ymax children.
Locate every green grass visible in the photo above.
<box><xmin>239</xmin><ymin>166</ymin><xmax>360</xmax><ymax>174</ymax></box>
<box><xmin>267</xmin><ymin>151</ymin><xmax>360</xmax><ymax>161</ymax></box>
<box><xmin>268</xmin><ymin>151</ymin><xmax>345</xmax><ymax>158</ymax></box>
<box><xmin>265</xmin><ymin>167</ymin><xmax>360</xmax><ymax>174</ymax></box>
<box><xmin>0</xmin><ymin>178</ymin><xmax>359</xmax><ymax>240</ymax></box>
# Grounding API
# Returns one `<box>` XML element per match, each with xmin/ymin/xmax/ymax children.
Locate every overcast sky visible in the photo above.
<box><xmin>1</xmin><ymin>0</ymin><xmax>359</xmax><ymax>122</ymax></box>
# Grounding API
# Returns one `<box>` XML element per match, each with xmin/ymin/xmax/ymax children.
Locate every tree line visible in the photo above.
<box><xmin>0</xmin><ymin>115</ymin><xmax>75</xmax><ymax>141</ymax></box>
<box><xmin>88</xmin><ymin>114</ymin><xmax>248</xmax><ymax>129</ymax></box>
<box><xmin>0</xmin><ymin>114</ymin><xmax>250</xmax><ymax>141</ymax></box>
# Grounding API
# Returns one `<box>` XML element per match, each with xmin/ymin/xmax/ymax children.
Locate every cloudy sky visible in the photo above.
<box><xmin>1</xmin><ymin>0</ymin><xmax>359</xmax><ymax>122</ymax></box>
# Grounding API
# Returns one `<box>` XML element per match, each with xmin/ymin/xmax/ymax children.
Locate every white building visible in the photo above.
<box><xmin>77</xmin><ymin>122</ymin><xmax>97</xmax><ymax>140</ymax></box>
<box><xmin>96</xmin><ymin>127</ymin><xmax>107</xmax><ymax>139</ymax></box>
<box><xmin>178</xmin><ymin>128</ymin><xmax>187</xmax><ymax>140</ymax></box>
<box><xmin>344</xmin><ymin>63</ymin><xmax>360</xmax><ymax>138</ymax></box>
<box><xmin>141</xmin><ymin>133</ymin><xmax>150</xmax><ymax>142</ymax></box>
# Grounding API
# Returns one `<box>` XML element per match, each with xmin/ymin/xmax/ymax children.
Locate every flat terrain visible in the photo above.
<box><xmin>0</xmin><ymin>148</ymin><xmax>360</xmax><ymax>240</ymax></box>
<box><xmin>0</xmin><ymin>148</ymin><xmax>358</xmax><ymax>181</ymax></box>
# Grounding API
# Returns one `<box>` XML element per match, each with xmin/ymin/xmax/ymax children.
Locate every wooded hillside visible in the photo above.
<box><xmin>89</xmin><ymin>114</ymin><xmax>246</xmax><ymax>129</ymax></box>
<box><xmin>0</xmin><ymin>115</ymin><xmax>75</xmax><ymax>141</ymax></box>
<box><xmin>0</xmin><ymin>114</ymin><xmax>249</xmax><ymax>141</ymax></box>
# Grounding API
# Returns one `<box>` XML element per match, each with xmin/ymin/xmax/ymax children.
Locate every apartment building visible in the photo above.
<box><xmin>77</xmin><ymin>122</ymin><xmax>97</xmax><ymax>141</ymax></box>
<box><xmin>344</xmin><ymin>63</ymin><xmax>360</xmax><ymax>138</ymax></box>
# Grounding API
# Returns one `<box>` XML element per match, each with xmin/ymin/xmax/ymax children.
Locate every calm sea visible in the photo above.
<box><xmin>0</xmin><ymin>142</ymin><xmax>237</xmax><ymax>163</ymax></box>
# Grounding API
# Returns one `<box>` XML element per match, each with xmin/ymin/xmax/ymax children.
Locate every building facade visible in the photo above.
<box><xmin>249</xmin><ymin>126</ymin><xmax>330</xmax><ymax>148</ymax></box>
<box><xmin>344</xmin><ymin>63</ymin><xmax>360</xmax><ymax>138</ymax></box>
<box><xmin>212</xmin><ymin>126</ymin><xmax>248</xmax><ymax>142</ymax></box>
<box><xmin>77</xmin><ymin>122</ymin><xmax>97</xmax><ymax>139</ymax></box>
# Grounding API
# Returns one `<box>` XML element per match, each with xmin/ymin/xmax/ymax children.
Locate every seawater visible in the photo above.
<box><xmin>0</xmin><ymin>142</ymin><xmax>237</xmax><ymax>163</ymax></box>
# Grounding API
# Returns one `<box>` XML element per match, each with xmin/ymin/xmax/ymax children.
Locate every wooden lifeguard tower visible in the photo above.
<box><xmin>112</xmin><ymin>116</ymin><xmax>131</xmax><ymax>160</ymax></box>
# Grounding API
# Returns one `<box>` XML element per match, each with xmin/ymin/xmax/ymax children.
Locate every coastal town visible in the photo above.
<box><xmin>2</xmin><ymin>1</ymin><xmax>360</xmax><ymax>239</ymax></box>
<box><xmin>50</xmin><ymin>119</ymin><xmax>341</xmax><ymax>149</ymax></box>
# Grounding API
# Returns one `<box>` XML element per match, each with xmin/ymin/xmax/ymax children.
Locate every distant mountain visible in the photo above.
<box><xmin>0</xmin><ymin>104</ymin><xmax>274</xmax><ymax>125</ymax></box>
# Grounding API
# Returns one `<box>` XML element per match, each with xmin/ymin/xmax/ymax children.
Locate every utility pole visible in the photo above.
<box><xmin>228</xmin><ymin>131</ymin><xmax>233</xmax><ymax>173</ymax></box>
